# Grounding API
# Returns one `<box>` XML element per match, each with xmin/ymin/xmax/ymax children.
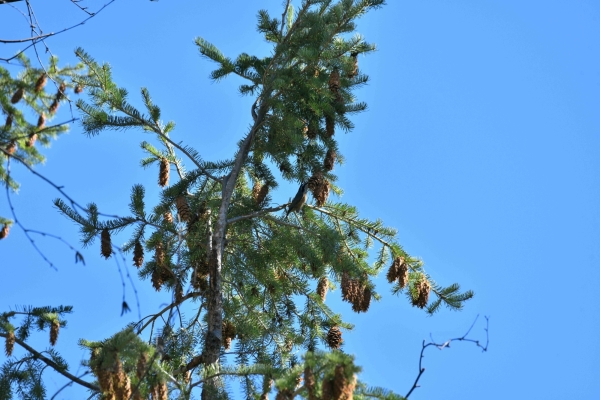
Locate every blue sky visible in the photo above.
<box><xmin>1</xmin><ymin>0</ymin><xmax>600</xmax><ymax>399</ymax></box>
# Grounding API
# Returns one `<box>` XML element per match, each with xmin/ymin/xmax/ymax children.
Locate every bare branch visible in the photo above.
<box><xmin>405</xmin><ymin>315</ymin><xmax>489</xmax><ymax>398</ymax></box>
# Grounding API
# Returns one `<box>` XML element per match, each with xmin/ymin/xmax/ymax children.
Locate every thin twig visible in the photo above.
<box><xmin>405</xmin><ymin>315</ymin><xmax>489</xmax><ymax>399</ymax></box>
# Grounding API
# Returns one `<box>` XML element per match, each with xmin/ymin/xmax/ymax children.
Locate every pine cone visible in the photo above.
<box><xmin>193</xmin><ymin>275</ymin><xmax>209</xmax><ymax>292</ymax></box>
<box><xmin>253</xmin><ymin>181</ymin><xmax>270</xmax><ymax>205</ymax></box>
<box><xmin>387</xmin><ymin>256</ymin><xmax>409</xmax><ymax>288</ymax></box>
<box><xmin>158</xmin><ymin>158</ymin><xmax>169</xmax><ymax>187</ymax></box>
<box><xmin>11</xmin><ymin>88</ymin><xmax>24</xmax><ymax>104</ymax></box>
<box><xmin>37</xmin><ymin>113</ymin><xmax>46</xmax><ymax>130</ymax></box>
<box><xmin>324</xmin><ymin>148</ymin><xmax>336</xmax><ymax>171</ymax></box>
<box><xmin>75</xmin><ymin>84</ymin><xmax>84</xmax><ymax>94</ymax></box>
<box><xmin>50</xmin><ymin>320</ymin><xmax>60</xmax><ymax>346</ymax></box>
<box><xmin>328</xmin><ymin>69</ymin><xmax>341</xmax><ymax>92</ymax></box>
<box><xmin>353</xmin><ymin>286</ymin><xmax>371</xmax><ymax>313</ymax></box>
<box><xmin>317</xmin><ymin>276</ymin><xmax>329</xmax><ymax>301</ymax></box>
<box><xmin>307</xmin><ymin>172</ymin><xmax>330</xmax><ymax>207</ymax></box>
<box><xmin>35</xmin><ymin>74</ymin><xmax>47</xmax><ymax>92</ymax></box>
<box><xmin>4</xmin><ymin>331</ymin><xmax>14</xmax><ymax>357</ymax></box>
<box><xmin>176</xmin><ymin>196</ymin><xmax>191</xmax><ymax>222</ymax></box>
<box><xmin>413</xmin><ymin>275</ymin><xmax>431</xmax><ymax>309</ymax></box>
<box><xmin>49</xmin><ymin>99</ymin><xmax>59</xmax><ymax>114</ymax></box>
<box><xmin>325</xmin><ymin>115</ymin><xmax>335</xmax><ymax>137</ymax></box>
<box><xmin>5</xmin><ymin>114</ymin><xmax>13</xmax><ymax>129</ymax></box>
<box><xmin>133</xmin><ymin>240</ymin><xmax>144</xmax><ymax>267</ymax></box>
<box><xmin>304</xmin><ymin>367</ymin><xmax>317</xmax><ymax>400</ymax></box>
<box><xmin>321</xmin><ymin>378</ymin><xmax>334</xmax><ymax>400</ymax></box>
<box><xmin>100</xmin><ymin>228</ymin><xmax>112</xmax><ymax>259</ymax></box>
<box><xmin>0</xmin><ymin>224</ymin><xmax>9</xmax><ymax>240</ymax></box>
<box><xmin>163</xmin><ymin>211</ymin><xmax>173</xmax><ymax>224</ymax></box>
<box><xmin>136</xmin><ymin>352</ymin><xmax>148</xmax><ymax>380</ymax></box>
<box><xmin>6</xmin><ymin>141</ymin><xmax>16</xmax><ymax>155</ymax></box>
<box><xmin>25</xmin><ymin>133</ymin><xmax>37</xmax><ymax>147</ymax></box>
<box><xmin>326</xmin><ymin>326</ymin><xmax>343</xmax><ymax>349</ymax></box>
<box><xmin>157</xmin><ymin>381</ymin><xmax>168</xmax><ymax>400</ymax></box>
<box><xmin>97</xmin><ymin>368</ymin><xmax>113</xmax><ymax>395</ymax></box>
<box><xmin>56</xmin><ymin>82</ymin><xmax>67</xmax><ymax>101</ymax></box>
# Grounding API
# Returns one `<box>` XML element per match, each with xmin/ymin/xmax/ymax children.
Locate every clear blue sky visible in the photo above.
<box><xmin>1</xmin><ymin>0</ymin><xmax>599</xmax><ymax>399</ymax></box>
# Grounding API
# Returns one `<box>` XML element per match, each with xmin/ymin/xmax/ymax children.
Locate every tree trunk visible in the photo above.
<box><xmin>201</xmin><ymin>98</ymin><xmax>268</xmax><ymax>398</ymax></box>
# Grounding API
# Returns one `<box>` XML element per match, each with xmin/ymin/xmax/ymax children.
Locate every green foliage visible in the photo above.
<box><xmin>1</xmin><ymin>1</ymin><xmax>474</xmax><ymax>398</ymax></box>
<box><xmin>0</xmin><ymin>54</ymin><xmax>86</xmax><ymax>224</ymax></box>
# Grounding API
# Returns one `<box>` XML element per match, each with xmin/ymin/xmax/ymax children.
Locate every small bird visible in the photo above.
<box><xmin>286</xmin><ymin>182</ymin><xmax>309</xmax><ymax>218</ymax></box>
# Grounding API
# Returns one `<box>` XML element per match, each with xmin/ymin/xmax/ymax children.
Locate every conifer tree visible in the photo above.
<box><xmin>0</xmin><ymin>55</ymin><xmax>86</xmax><ymax>231</ymax></box>
<box><xmin>0</xmin><ymin>1</ymin><xmax>474</xmax><ymax>399</ymax></box>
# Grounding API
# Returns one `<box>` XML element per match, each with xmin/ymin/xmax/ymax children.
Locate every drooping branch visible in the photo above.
<box><xmin>0</xmin><ymin>332</ymin><xmax>100</xmax><ymax>392</ymax></box>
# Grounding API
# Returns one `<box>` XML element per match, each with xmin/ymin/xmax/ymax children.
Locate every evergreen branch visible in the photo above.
<box><xmin>226</xmin><ymin>204</ymin><xmax>287</xmax><ymax>225</ymax></box>
<box><xmin>404</xmin><ymin>315</ymin><xmax>489</xmax><ymax>399</ymax></box>
<box><xmin>0</xmin><ymin>332</ymin><xmax>99</xmax><ymax>392</ymax></box>
<box><xmin>308</xmin><ymin>204</ymin><xmax>396</xmax><ymax>251</ymax></box>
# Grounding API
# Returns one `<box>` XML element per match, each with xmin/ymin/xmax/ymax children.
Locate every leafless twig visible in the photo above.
<box><xmin>405</xmin><ymin>315</ymin><xmax>489</xmax><ymax>399</ymax></box>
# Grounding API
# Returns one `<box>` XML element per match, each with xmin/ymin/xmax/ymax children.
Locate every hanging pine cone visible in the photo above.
<box><xmin>325</xmin><ymin>115</ymin><xmax>335</xmax><ymax>137</ymax></box>
<box><xmin>348</xmin><ymin>52</ymin><xmax>359</xmax><ymax>78</ymax></box>
<box><xmin>25</xmin><ymin>133</ymin><xmax>37</xmax><ymax>147</ymax></box>
<box><xmin>10</xmin><ymin>88</ymin><xmax>24</xmax><ymax>104</ymax></box>
<box><xmin>100</xmin><ymin>228</ymin><xmax>111</xmax><ymax>259</ymax></box>
<box><xmin>0</xmin><ymin>224</ymin><xmax>9</xmax><ymax>239</ymax></box>
<box><xmin>176</xmin><ymin>196</ymin><xmax>191</xmax><ymax>222</ymax></box>
<box><xmin>113</xmin><ymin>357</ymin><xmax>130</xmax><ymax>400</ymax></box>
<box><xmin>175</xmin><ymin>281</ymin><xmax>184</xmax><ymax>303</ymax></box>
<box><xmin>133</xmin><ymin>240</ymin><xmax>144</xmax><ymax>267</ymax></box>
<box><xmin>322</xmin><ymin>377</ymin><xmax>334</xmax><ymax>400</ymax></box>
<box><xmin>307</xmin><ymin>172</ymin><xmax>330</xmax><ymax>207</ymax></box>
<box><xmin>37</xmin><ymin>113</ymin><xmax>46</xmax><ymax>130</ymax></box>
<box><xmin>317</xmin><ymin>276</ymin><xmax>329</xmax><ymax>301</ymax></box>
<box><xmin>163</xmin><ymin>211</ymin><xmax>173</xmax><ymax>224</ymax></box>
<box><xmin>413</xmin><ymin>275</ymin><xmax>431</xmax><ymax>309</ymax></box>
<box><xmin>136</xmin><ymin>352</ymin><xmax>148</xmax><ymax>380</ymax></box>
<box><xmin>6</xmin><ymin>141</ymin><xmax>16</xmax><ymax>155</ymax></box>
<box><xmin>222</xmin><ymin>320</ymin><xmax>237</xmax><ymax>350</ymax></box>
<box><xmin>151</xmin><ymin>268</ymin><xmax>165</xmax><ymax>291</ymax></box>
<box><xmin>75</xmin><ymin>84</ymin><xmax>84</xmax><ymax>94</ymax></box>
<box><xmin>50</xmin><ymin>320</ymin><xmax>60</xmax><ymax>346</ymax></box>
<box><xmin>253</xmin><ymin>181</ymin><xmax>270</xmax><ymax>205</ymax></box>
<box><xmin>158</xmin><ymin>158</ymin><xmax>169</xmax><ymax>187</ymax></box>
<box><xmin>304</xmin><ymin>367</ymin><xmax>316</xmax><ymax>400</ymax></box>
<box><xmin>326</xmin><ymin>326</ymin><xmax>343</xmax><ymax>349</ymax></box>
<box><xmin>193</xmin><ymin>275</ymin><xmax>209</xmax><ymax>292</ymax></box>
<box><xmin>387</xmin><ymin>256</ymin><xmax>409</xmax><ymax>288</ymax></box>
<box><xmin>4</xmin><ymin>331</ymin><xmax>14</xmax><ymax>357</ymax></box>
<box><xmin>156</xmin><ymin>381</ymin><xmax>168</xmax><ymax>400</ymax></box>
<box><xmin>56</xmin><ymin>82</ymin><xmax>67</xmax><ymax>101</ymax></box>
<box><xmin>49</xmin><ymin>99</ymin><xmax>59</xmax><ymax>114</ymax></box>
<box><xmin>351</xmin><ymin>286</ymin><xmax>371</xmax><ymax>313</ymax></box>
<box><xmin>5</xmin><ymin>114</ymin><xmax>13</xmax><ymax>129</ymax></box>
<box><xmin>35</xmin><ymin>74</ymin><xmax>47</xmax><ymax>92</ymax></box>
<box><xmin>328</xmin><ymin>69</ymin><xmax>341</xmax><ymax>92</ymax></box>
<box><xmin>324</xmin><ymin>148</ymin><xmax>336</xmax><ymax>171</ymax></box>
<box><xmin>332</xmin><ymin>365</ymin><xmax>356</xmax><ymax>400</ymax></box>
<box><xmin>97</xmin><ymin>367</ymin><xmax>113</xmax><ymax>395</ymax></box>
